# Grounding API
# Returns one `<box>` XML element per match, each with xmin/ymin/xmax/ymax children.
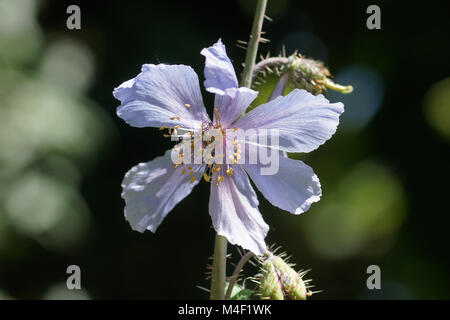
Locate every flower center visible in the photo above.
<box><xmin>159</xmin><ymin>107</ymin><xmax>242</xmax><ymax>186</ymax></box>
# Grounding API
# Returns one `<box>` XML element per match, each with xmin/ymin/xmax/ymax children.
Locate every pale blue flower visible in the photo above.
<box><xmin>113</xmin><ymin>39</ymin><xmax>344</xmax><ymax>255</ymax></box>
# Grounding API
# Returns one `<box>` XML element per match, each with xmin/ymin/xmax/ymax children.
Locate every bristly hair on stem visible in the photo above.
<box><xmin>224</xmin><ymin>251</ymin><xmax>255</xmax><ymax>300</ymax></box>
<box><xmin>240</xmin><ymin>0</ymin><xmax>268</xmax><ymax>88</ymax></box>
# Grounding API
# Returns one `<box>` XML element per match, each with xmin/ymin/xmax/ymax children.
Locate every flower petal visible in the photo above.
<box><xmin>214</xmin><ymin>87</ymin><xmax>258</xmax><ymax>127</ymax></box>
<box><xmin>114</xmin><ymin>64</ymin><xmax>210</xmax><ymax>130</ymax></box>
<box><xmin>243</xmin><ymin>154</ymin><xmax>321</xmax><ymax>215</ymax></box>
<box><xmin>201</xmin><ymin>39</ymin><xmax>238</xmax><ymax>95</ymax></box>
<box><xmin>113</xmin><ymin>78</ymin><xmax>138</xmax><ymax>104</ymax></box>
<box><xmin>234</xmin><ymin>89</ymin><xmax>344</xmax><ymax>153</ymax></box>
<box><xmin>121</xmin><ymin>149</ymin><xmax>205</xmax><ymax>233</ymax></box>
<box><xmin>209</xmin><ymin>165</ymin><xmax>269</xmax><ymax>255</ymax></box>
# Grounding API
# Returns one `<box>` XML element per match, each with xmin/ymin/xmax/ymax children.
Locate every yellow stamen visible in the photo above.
<box><xmin>159</xmin><ymin>125</ymin><xmax>167</xmax><ymax>131</ymax></box>
<box><xmin>203</xmin><ymin>173</ymin><xmax>211</xmax><ymax>182</ymax></box>
<box><xmin>216</xmin><ymin>175</ymin><xmax>224</xmax><ymax>186</ymax></box>
<box><xmin>181</xmin><ymin>168</ymin><xmax>186</xmax><ymax>175</ymax></box>
<box><xmin>190</xmin><ymin>176</ymin><xmax>196</xmax><ymax>184</ymax></box>
<box><xmin>226</xmin><ymin>168</ymin><xmax>233</xmax><ymax>176</ymax></box>
<box><xmin>174</xmin><ymin>125</ymin><xmax>181</xmax><ymax>129</ymax></box>
<box><xmin>185</xmin><ymin>103</ymin><xmax>191</xmax><ymax>108</ymax></box>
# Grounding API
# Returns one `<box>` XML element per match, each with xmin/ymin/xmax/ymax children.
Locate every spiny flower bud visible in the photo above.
<box><xmin>259</xmin><ymin>255</ymin><xmax>285</xmax><ymax>300</ymax></box>
<box><xmin>288</xmin><ymin>53</ymin><xmax>353</xmax><ymax>95</ymax></box>
<box><xmin>257</xmin><ymin>252</ymin><xmax>314</xmax><ymax>300</ymax></box>
<box><xmin>252</xmin><ymin>52</ymin><xmax>353</xmax><ymax>95</ymax></box>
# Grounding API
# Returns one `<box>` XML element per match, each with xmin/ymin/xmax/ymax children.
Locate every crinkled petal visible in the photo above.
<box><xmin>113</xmin><ymin>78</ymin><xmax>138</xmax><ymax>104</ymax></box>
<box><xmin>201</xmin><ymin>39</ymin><xmax>238</xmax><ymax>95</ymax></box>
<box><xmin>114</xmin><ymin>64</ymin><xmax>210</xmax><ymax>131</ymax></box>
<box><xmin>209</xmin><ymin>165</ymin><xmax>268</xmax><ymax>255</ymax></box>
<box><xmin>214</xmin><ymin>87</ymin><xmax>258</xmax><ymax>127</ymax></box>
<box><xmin>234</xmin><ymin>89</ymin><xmax>344</xmax><ymax>153</ymax></box>
<box><xmin>244</xmin><ymin>154</ymin><xmax>321</xmax><ymax>215</ymax></box>
<box><xmin>121</xmin><ymin>149</ymin><xmax>205</xmax><ymax>233</ymax></box>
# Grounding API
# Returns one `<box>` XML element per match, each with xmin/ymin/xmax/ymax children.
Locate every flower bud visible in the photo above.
<box><xmin>287</xmin><ymin>54</ymin><xmax>353</xmax><ymax>95</ymax></box>
<box><xmin>258</xmin><ymin>253</ymin><xmax>313</xmax><ymax>300</ymax></box>
<box><xmin>252</xmin><ymin>53</ymin><xmax>353</xmax><ymax>95</ymax></box>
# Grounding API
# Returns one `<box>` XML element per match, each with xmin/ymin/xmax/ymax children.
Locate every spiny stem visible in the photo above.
<box><xmin>224</xmin><ymin>251</ymin><xmax>255</xmax><ymax>300</ymax></box>
<box><xmin>252</xmin><ymin>56</ymin><xmax>289</xmax><ymax>82</ymax></box>
<box><xmin>210</xmin><ymin>234</ymin><xmax>228</xmax><ymax>299</ymax></box>
<box><xmin>240</xmin><ymin>0</ymin><xmax>268</xmax><ymax>88</ymax></box>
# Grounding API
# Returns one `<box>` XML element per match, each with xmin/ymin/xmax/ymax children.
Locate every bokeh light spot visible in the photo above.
<box><xmin>423</xmin><ymin>77</ymin><xmax>450</xmax><ymax>141</ymax></box>
<box><xmin>40</xmin><ymin>38</ymin><xmax>95</xmax><ymax>93</ymax></box>
<box><xmin>4</xmin><ymin>171</ymin><xmax>90</xmax><ymax>251</ymax></box>
<box><xmin>328</xmin><ymin>64</ymin><xmax>385</xmax><ymax>131</ymax></box>
<box><xmin>302</xmin><ymin>160</ymin><xmax>407</xmax><ymax>260</ymax></box>
<box><xmin>0</xmin><ymin>0</ymin><xmax>42</xmax><ymax>66</ymax></box>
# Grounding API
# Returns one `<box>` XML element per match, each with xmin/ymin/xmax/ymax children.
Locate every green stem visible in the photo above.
<box><xmin>210</xmin><ymin>234</ymin><xmax>228</xmax><ymax>299</ymax></box>
<box><xmin>224</xmin><ymin>251</ymin><xmax>255</xmax><ymax>300</ymax></box>
<box><xmin>240</xmin><ymin>0</ymin><xmax>268</xmax><ymax>87</ymax></box>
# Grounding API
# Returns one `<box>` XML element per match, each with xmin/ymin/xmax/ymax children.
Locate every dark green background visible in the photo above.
<box><xmin>0</xmin><ymin>0</ymin><xmax>449</xmax><ymax>299</ymax></box>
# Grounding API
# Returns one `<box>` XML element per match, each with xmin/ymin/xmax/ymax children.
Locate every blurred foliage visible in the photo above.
<box><xmin>0</xmin><ymin>0</ymin><xmax>114</xmax><ymax>299</ymax></box>
<box><xmin>423</xmin><ymin>77</ymin><xmax>450</xmax><ymax>141</ymax></box>
<box><xmin>0</xmin><ymin>0</ymin><xmax>449</xmax><ymax>300</ymax></box>
<box><xmin>0</xmin><ymin>0</ymin><xmax>42</xmax><ymax>66</ymax></box>
<box><xmin>42</xmin><ymin>283</ymin><xmax>90</xmax><ymax>300</ymax></box>
<box><xmin>302</xmin><ymin>160</ymin><xmax>406</xmax><ymax>260</ymax></box>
